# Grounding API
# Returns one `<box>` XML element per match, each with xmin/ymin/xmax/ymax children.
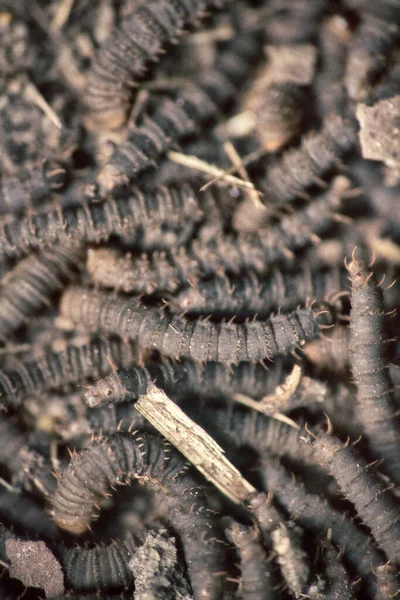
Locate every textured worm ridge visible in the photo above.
<box><xmin>97</xmin><ymin>32</ymin><xmax>261</xmax><ymax>194</ymax></box>
<box><xmin>60</xmin><ymin>286</ymin><xmax>332</xmax><ymax>363</ymax></box>
<box><xmin>51</xmin><ymin>432</ymin><xmax>225</xmax><ymax>600</ymax></box>
<box><xmin>170</xmin><ymin>265</ymin><xmax>345</xmax><ymax>317</ymax></box>
<box><xmin>0</xmin><ymin>184</ymin><xmax>203</xmax><ymax>261</ymax></box>
<box><xmin>313</xmin><ymin>433</ymin><xmax>400</xmax><ymax>565</ymax></box>
<box><xmin>259</xmin><ymin>115</ymin><xmax>357</xmax><ymax>207</ymax></box>
<box><xmin>60</xmin><ymin>535</ymin><xmax>139</xmax><ymax>591</ymax></box>
<box><xmin>0</xmin><ymin>336</ymin><xmax>138</xmax><ymax>410</ymax></box>
<box><xmin>348</xmin><ymin>258</ymin><xmax>400</xmax><ymax>484</ymax></box>
<box><xmin>0</xmin><ymin>245</ymin><xmax>83</xmax><ymax>339</ymax></box>
<box><xmin>85</xmin><ymin>0</ymin><xmax>214</xmax><ymax>128</ymax></box>
<box><xmin>0</xmin><ymin>160</ymin><xmax>66</xmax><ymax>215</ymax></box>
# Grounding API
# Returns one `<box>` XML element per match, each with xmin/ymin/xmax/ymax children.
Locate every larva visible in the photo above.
<box><xmin>319</xmin><ymin>542</ymin><xmax>355</xmax><ymax>600</ymax></box>
<box><xmin>0</xmin><ymin>160</ymin><xmax>66</xmax><ymax>215</ymax></box>
<box><xmin>258</xmin><ymin>115</ymin><xmax>357</xmax><ymax>210</ymax></box>
<box><xmin>348</xmin><ymin>258</ymin><xmax>400</xmax><ymax>484</ymax></box>
<box><xmin>83</xmin><ymin>357</ymin><xmax>295</xmax><ymax>407</ymax></box>
<box><xmin>0</xmin><ymin>184</ymin><xmax>203</xmax><ymax>261</ymax></box>
<box><xmin>60</xmin><ymin>286</ymin><xmax>334</xmax><ymax>364</ymax></box>
<box><xmin>59</xmin><ymin>535</ymin><xmax>140</xmax><ymax>592</ymax></box>
<box><xmin>87</xmin><ymin>176</ymin><xmax>350</xmax><ymax>292</ymax></box>
<box><xmin>85</xmin><ymin>0</ymin><xmax>218</xmax><ymax>128</ymax></box>
<box><xmin>51</xmin><ymin>432</ymin><xmax>226</xmax><ymax>600</ymax></box>
<box><xmin>0</xmin><ymin>336</ymin><xmax>139</xmax><ymax>411</ymax></box>
<box><xmin>227</xmin><ymin>522</ymin><xmax>278</xmax><ymax>600</ymax></box>
<box><xmin>169</xmin><ymin>265</ymin><xmax>346</xmax><ymax>318</ymax></box>
<box><xmin>259</xmin><ymin>460</ymin><xmax>387</xmax><ymax>595</ymax></box>
<box><xmin>344</xmin><ymin>14</ymin><xmax>399</xmax><ymax>102</ymax></box>
<box><xmin>312</xmin><ymin>433</ymin><xmax>400</xmax><ymax>565</ymax></box>
<box><xmin>96</xmin><ymin>31</ymin><xmax>262</xmax><ymax>194</ymax></box>
<box><xmin>0</xmin><ymin>245</ymin><xmax>83</xmax><ymax>340</ymax></box>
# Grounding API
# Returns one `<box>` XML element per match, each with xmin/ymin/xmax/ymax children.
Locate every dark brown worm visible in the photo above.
<box><xmin>258</xmin><ymin>115</ymin><xmax>357</xmax><ymax>210</ymax></box>
<box><xmin>85</xmin><ymin>0</ymin><xmax>219</xmax><ymax>128</ymax></box>
<box><xmin>168</xmin><ymin>265</ymin><xmax>346</xmax><ymax>318</ymax></box>
<box><xmin>0</xmin><ymin>336</ymin><xmax>139</xmax><ymax>411</ymax></box>
<box><xmin>0</xmin><ymin>184</ymin><xmax>203</xmax><ymax>261</ymax></box>
<box><xmin>258</xmin><ymin>460</ymin><xmax>388</xmax><ymax>596</ymax></box>
<box><xmin>51</xmin><ymin>432</ymin><xmax>226</xmax><ymax>600</ymax></box>
<box><xmin>348</xmin><ymin>258</ymin><xmax>400</xmax><ymax>484</ymax></box>
<box><xmin>312</xmin><ymin>433</ymin><xmax>400</xmax><ymax>565</ymax></box>
<box><xmin>0</xmin><ymin>160</ymin><xmax>66</xmax><ymax>215</ymax></box>
<box><xmin>0</xmin><ymin>245</ymin><xmax>83</xmax><ymax>339</ymax></box>
<box><xmin>83</xmin><ymin>357</ymin><xmax>293</xmax><ymax>407</ymax></box>
<box><xmin>227</xmin><ymin>522</ymin><xmax>278</xmax><ymax>600</ymax></box>
<box><xmin>60</xmin><ymin>286</ymin><xmax>334</xmax><ymax>364</ymax></box>
<box><xmin>319</xmin><ymin>542</ymin><xmax>355</xmax><ymax>600</ymax></box>
<box><xmin>96</xmin><ymin>31</ymin><xmax>262</xmax><ymax>194</ymax></box>
<box><xmin>59</xmin><ymin>535</ymin><xmax>140</xmax><ymax>592</ymax></box>
<box><xmin>87</xmin><ymin>176</ymin><xmax>350</xmax><ymax>292</ymax></box>
<box><xmin>344</xmin><ymin>14</ymin><xmax>399</xmax><ymax>102</ymax></box>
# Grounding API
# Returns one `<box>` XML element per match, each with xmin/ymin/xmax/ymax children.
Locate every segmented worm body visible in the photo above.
<box><xmin>313</xmin><ymin>433</ymin><xmax>400</xmax><ymax>565</ymax></box>
<box><xmin>0</xmin><ymin>245</ymin><xmax>83</xmax><ymax>339</ymax></box>
<box><xmin>97</xmin><ymin>31</ymin><xmax>262</xmax><ymax>194</ymax></box>
<box><xmin>0</xmin><ymin>336</ymin><xmax>138</xmax><ymax>410</ymax></box>
<box><xmin>51</xmin><ymin>432</ymin><xmax>226</xmax><ymax>600</ymax></box>
<box><xmin>85</xmin><ymin>0</ymin><xmax>219</xmax><ymax>128</ymax></box>
<box><xmin>348</xmin><ymin>258</ymin><xmax>400</xmax><ymax>483</ymax></box>
<box><xmin>258</xmin><ymin>116</ymin><xmax>357</xmax><ymax>209</ymax></box>
<box><xmin>60</xmin><ymin>286</ymin><xmax>333</xmax><ymax>364</ymax></box>
<box><xmin>0</xmin><ymin>184</ymin><xmax>203</xmax><ymax>261</ymax></box>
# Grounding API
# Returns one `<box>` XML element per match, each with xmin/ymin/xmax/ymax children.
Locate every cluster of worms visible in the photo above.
<box><xmin>0</xmin><ymin>0</ymin><xmax>399</xmax><ymax>598</ymax></box>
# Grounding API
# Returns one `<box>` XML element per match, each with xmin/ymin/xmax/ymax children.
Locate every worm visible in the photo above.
<box><xmin>169</xmin><ymin>265</ymin><xmax>346</xmax><ymax>318</ymax></box>
<box><xmin>96</xmin><ymin>30</ymin><xmax>262</xmax><ymax>194</ymax></box>
<box><xmin>0</xmin><ymin>183</ymin><xmax>204</xmax><ymax>261</ymax></box>
<box><xmin>258</xmin><ymin>115</ymin><xmax>357</xmax><ymax>210</ymax></box>
<box><xmin>319</xmin><ymin>541</ymin><xmax>355</xmax><ymax>600</ymax></box>
<box><xmin>85</xmin><ymin>0</ymin><xmax>220</xmax><ymax>128</ymax></box>
<box><xmin>258</xmin><ymin>460</ymin><xmax>387</xmax><ymax>596</ymax></box>
<box><xmin>0</xmin><ymin>245</ymin><xmax>83</xmax><ymax>339</ymax></box>
<box><xmin>60</xmin><ymin>286</ymin><xmax>334</xmax><ymax>364</ymax></box>
<box><xmin>348</xmin><ymin>257</ymin><xmax>400</xmax><ymax>483</ymax></box>
<box><xmin>312</xmin><ymin>433</ymin><xmax>400</xmax><ymax>565</ymax></box>
<box><xmin>51</xmin><ymin>432</ymin><xmax>226</xmax><ymax>600</ymax></box>
<box><xmin>227</xmin><ymin>522</ymin><xmax>278</xmax><ymax>600</ymax></box>
<box><xmin>0</xmin><ymin>336</ymin><xmax>139</xmax><ymax>411</ymax></box>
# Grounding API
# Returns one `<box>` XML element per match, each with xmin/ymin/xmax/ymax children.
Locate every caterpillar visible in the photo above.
<box><xmin>258</xmin><ymin>115</ymin><xmax>357</xmax><ymax>210</ymax></box>
<box><xmin>347</xmin><ymin>257</ymin><xmax>400</xmax><ymax>484</ymax></box>
<box><xmin>85</xmin><ymin>0</ymin><xmax>222</xmax><ymax>129</ymax></box>
<box><xmin>0</xmin><ymin>245</ymin><xmax>83</xmax><ymax>339</ymax></box>
<box><xmin>318</xmin><ymin>542</ymin><xmax>354</xmax><ymax>600</ymax></box>
<box><xmin>169</xmin><ymin>265</ymin><xmax>346</xmax><ymax>318</ymax></box>
<box><xmin>0</xmin><ymin>160</ymin><xmax>66</xmax><ymax>215</ymax></box>
<box><xmin>96</xmin><ymin>30</ymin><xmax>262</xmax><ymax>194</ymax></box>
<box><xmin>344</xmin><ymin>14</ymin><xmax>399</xmax><ymax>102</ymax></box>
<box><xmin>83</xmin><ymin>357</ymin><xmax>297</xmax><ymax>407</ymax></box>
<box><xmin>60</xmin><ymin>286</ymin><xmax>334</xmax><ymax>364</ymax></box>
<box><xmin>87</xmin><ymin>176</ymin><xmax>350</xmax><ymax>293</ymax></box>
<box><xmin>312</xmin><ymin>433</ymin><xmax>400</xmax><ymax>565</ymax></box>
<box><xmin>0</xmin><ymin>183</ymin><xmax>204</xmax><ymax>261</ymax></box>
<box><xmin>0</xmin><ymin>336</ymin><xmax>139</xmax><ymax>411</ymax></box>
<box><xmin>258</xmin><ymin>460</ymin><xmax>389</xmax><ymax>596</ymax></box>
<box><xmin>51</xmin><ymin>432</ymin><xmax>226</xmax><ymax>600</ymax></box>
<box><xmin>227</xmin><ymin>522</ymin><xmax>277</xmax><ymax>600</ymax></box>
<box><xmin>59</xmin><ymin>535</ymin><xmax>140</xmax><ymax>592</ymax></box>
